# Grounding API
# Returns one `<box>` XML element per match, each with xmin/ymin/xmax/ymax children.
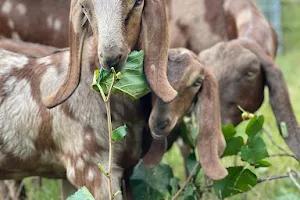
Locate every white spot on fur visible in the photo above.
<box><xmin>236</xmin><ymin>9</ymin><xmax>252</xmax><ymax>28</ymax></box>
<box><xmin>0</xmin><ymin>78</ymin><xmax>41</xmax><ymax>159</ymax></box>
<box><xmin>37</xmin><ymin>56</ymin><xmax>52</xmax><ymax>66</ymax></box>
<box><xmin>66</xmin><ymin>160</ymin><xmax>76</xmax><ymax>181</ymax></box>
<box><xmin>85</xmin><ymin>134</ymin><xmax>92</xmax><ymax>141</ymax></box>
<box><xmin>88</xmin><ymin>169</ymin><xmax>95</xmax><ymax>181</ymax></box>
<box><xmin>16</xmin><ymin>3</ymin><xmax>27</xmax><ymax>15</ymax></box>
<box><xmin>47</xmin><ymin>15</ymin><xmax>53</xmax><ymax>28</ymax></box>
<box><xmin>150</xmin><ymin>64</ymin><xmax>156</xmax><ymax>72</ymax></box>
<box><xmin>8</xmin><ymin>19</ymin><xmax>14</xmax><ymax>29</ymax></box>
<box><xmin>11</xmin><ymin>32</ymin><xmax>21</xmax><ymax>41</ymax></box>
<box><xmin>0</xmin><ymin>50</ymin><xmax>28</xmax><ymax>71</ymax></box>
<box><xmin>76</xmin><ymin>158</ymin><xmax>84</xmax><ymax>170</ymax></box>
<box><xmin>54</xmin><ymin>19</ymin><xmax>62</xmax><ymax>31</ymax></box>
<box><xmin>1</xmin><ymin>0</ymin><xmax>12</xmax><ymax>14</ymax></box>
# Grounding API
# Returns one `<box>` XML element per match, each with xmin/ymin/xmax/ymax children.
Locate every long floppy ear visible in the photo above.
<box><xmin>142</xmin><ymin>137</ymin><xmax>167</xmax><ymax>167</ymax></box>
<box><xmin>44</xmin><ymin>1</ymin><xmax>86</xmax><ymax>108</ymax></box>
<box><xmin>140</xmin><ymin>0</ymin><xmax>177</xmax><ymax>103</ymax></box>
<box><xmin>197</xmin><ymin>69</ymin><xmax>228</xmax><ymax>180</ymax></box>
<box><xmin>236</xmin><ymin>40</ymin><xmax>300</xmax><ymax>159</ymax></box>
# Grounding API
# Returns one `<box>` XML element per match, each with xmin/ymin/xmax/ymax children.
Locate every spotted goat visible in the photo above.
<box><xmin>0</xmin><ymin>0</ymin><xmax>178</xmax><ymax>199</ymax></box>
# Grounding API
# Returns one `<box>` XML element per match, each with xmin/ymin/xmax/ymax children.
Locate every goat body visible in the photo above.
<box><xmin>223</xmin><ymin>0</ymin><xmax>278</xmax><ymax>58</ymax></box>
<box><xmin>0</xmin><ymin>47</ymin><xmax>149</xmax><ymax>199</ymax></box>
<box><xmin>0</xmin><ymin>0</ymin><xmax>69</xmax><ymax>47</ymax></box>
<box><xmin>167</xmin><ymin>0</ymin><xmax>228</xmax><ymax>54</ymax></box>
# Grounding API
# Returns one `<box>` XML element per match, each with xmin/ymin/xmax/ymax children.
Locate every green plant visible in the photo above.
<box><xmin>129</xmin><ymin>108</ymin><xmax>299</xmax><ymax>199</ymax></box>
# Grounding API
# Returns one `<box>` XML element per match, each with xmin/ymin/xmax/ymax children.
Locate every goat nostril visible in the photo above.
<box><xmin>156</xmin><ymin>119</ymin><xmax>170</xmax><ymax>130</ymax></box>
<box><xmin>105</xmin><ymin>55</ymin><xmax>121</xmax><ymax>68</ymax></box>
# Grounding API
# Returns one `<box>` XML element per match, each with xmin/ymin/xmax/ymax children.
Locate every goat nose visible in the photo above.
<box><xmin>103</xmin><ymin>55</ymin><xmax>121</xmax><ymax>68</ymax></box>
<box><xmin>156</xmin><ymin>119</ymin><xmax>170</xmax><ymax>131</ymax></box>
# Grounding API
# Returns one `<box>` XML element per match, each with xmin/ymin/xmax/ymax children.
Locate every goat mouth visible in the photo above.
<box><xmin>151</xmin><ymin>131</ymin><xmax>167</xmax><ymax>140</ymax></box>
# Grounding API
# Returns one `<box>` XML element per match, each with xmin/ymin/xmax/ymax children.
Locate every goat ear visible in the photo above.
<box><xmin>235</xmin><ymin>40</ymin><xmax>300</xmax><ymax>158</ymax></box>
<box><xmin>142</xmin><ymin>137</ymin><xmax>167</xmax><ymax>168</ymax></box>
<box><xmin>140</xmin><ymin>0</ymin><xmax>177</xmax><ymax>103</ymax></box>
<box><xmin>196</xmin><ymin>69</ymin><xmax>227</xmax><ymax>180</ymax></box>
<box><xmin>44</xmin><ymin>2</ymin><xmax>86</xmax><ymax>108</ymax></box>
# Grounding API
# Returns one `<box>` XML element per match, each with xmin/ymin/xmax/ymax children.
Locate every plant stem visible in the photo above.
<box><xmin>172</xmin><ymin>163</ymin><xmax>200</xmax><ymax>200</ymax></box>
<box><xmin>105</xmin><ymin>100</ymin><xmax>114</xmax><ymax>200</ymax></box>
<box><xmin>103</xmin><ymin>68</ymin><xmax>118</xmax><ymax>200</ymax></box>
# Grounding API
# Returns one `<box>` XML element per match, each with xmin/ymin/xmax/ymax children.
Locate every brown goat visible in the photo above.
<box><xmin>0</xmin><ymin>0</ymin><xmax>178</xmax><ymax>199</ymax></box>
<box><xmin>145</xmin><ymin>48</ymin><xmax>228</xmax><ymax>181</ymax></box>
<box><xmin>200</xmin><ymin>40</ymin><xmax>300</xmax><ymax>159</ymax></box>
<box><xmin>198</xmin><ymin>0</ymin><xmax>300</xmax><ymax>157</ymax></box>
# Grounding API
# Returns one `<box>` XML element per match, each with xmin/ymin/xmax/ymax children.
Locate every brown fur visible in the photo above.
<box><xmin>0</xmin><ymin>0</ymin><xmax>69</xmax><ymax>47</ymax></box>
<box><xmin>0</xmin><ymin>39</ymin><xmax>57</xmax><ymax>57</ymax></box>
<box><xmin>167</xmin><ymin>0</ymin><xmax>228</xmax><ymax>53</ymax></box>
<box><xmin>223</xmin><ymin>0</ymin><xmax>278</xmax><ymax>58</ymax></box>
<box><xmin>146</xmin><ymin>49</ymin><xmax>227</xmax><ymax>180</ymax></box>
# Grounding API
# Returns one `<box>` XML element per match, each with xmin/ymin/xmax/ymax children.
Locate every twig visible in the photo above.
<box><xmin>257</xmin><ymin>168</ymin><xmax>300</xmax><ymax>188</ymax></box>
<box><xmin>172</xmin><ymin>163</ymin><xmax>200</xmax><ymax>200</ymax></box>
<box><xmin>257</xmin><ymin>175</ymin><xmax>290</xmax><ymax>183</ymax></box>
<box><xmin>103</xmin><ymin>68</ymin><xmax>118</xmax><ymax>200</ymax></box>
<box><xmin>287</xmin><ymin>168</ymin><xmax>300</xmax><ymax>191</ymax></box>
<box><xmin>268</xmin><ymin>154</ymin><xmax>299</xmax><ymax>160</ymax></box>
<box><xmin>263</xmin><ymin>127</ymin><xmax>300</xmax><ymax>162</ymax></box>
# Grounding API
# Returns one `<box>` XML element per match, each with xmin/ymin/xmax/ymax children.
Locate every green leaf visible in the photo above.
<box><xmin>245</xmin><ymin>115</ymin><xmax>264</xmax><ymax>137</ymax></box>
<box><xmin>130</xmin><ymin>162</ymin><xmax>173</xmax><ymax>199</ymax></box>
<box><xmin>254</xmin><ymin>160</ymin><xmax>272</xmax><ymax>168</ymax></box>
<box><xmin>222</xmin><ymin>124</ymin><xmax>237</xmax><ymax>139</ymax></box>
<box><xmin>183</xmin><ymin>184</ymin><xmax>195</xmax><ymax>200</ymax></box>
<box><xmin>169</xmin><ymin>177</ymin><xmax>180</xmax><ymax>196</ymax></box>
<box><xmin>214</xmin><ymin>167</ymin><xmax>257</xmax><ymax>199</ymax></box>
<box><xmin>241</xmin><ymin>136</ymin><xmax>269</xmax><ymax>164</ymax></box>
<box><xmin>97</xmin><ymin>163</ymin><xmax>107</xmax><ymax>176</ymax></box>
<box><xmin>280</xmin><ymin>121</ymin><xmax>289</xmax><ymax>138</ymax></box>
<box><xmin>98</xmin><ymin>68</ymin><xmax>110</xmax><ymax>81</ymax></box>
<box><xmin>180</xmin><ymin>114</ymin><xmax>199</xmax><ymax>148</ymax></box>
<box><xmin>92</xmin><ymin>50</ymin><xmax>151</xmax><ymax>100</ymax></box>
<box><xmin>112</xmin><ymin>125</ymin><xmax>127</xmax><ymax>142</ymax></box>
<box><xmin>186</xmin><ymin>153</ymin><xmax>201</xmax><ymax>176</ymax></box>
<box><xmin>223</xmin><ymin>136</ymin><xmax>244</xmax><ymax>157</ymax></box>
<box><xmin>67</xmin><ymin>187</ymin><xmax>95</xmax><ymax>200</ymax></box>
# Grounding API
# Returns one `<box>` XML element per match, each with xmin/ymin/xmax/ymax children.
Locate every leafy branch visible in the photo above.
<box><xmin>171</xmin><ymin>163</ymin><xmax>200</xmax><ymax>200</ymax></box>
<box><xmin>68</xmin><ymin>51</ymin><xmax>148</xmax><ymax>200</ymax></box>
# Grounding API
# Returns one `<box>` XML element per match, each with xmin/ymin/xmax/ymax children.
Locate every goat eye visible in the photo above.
<box><xmin>133</xmin><ymin>0</ymin><xmax>144</xmax><ymax>7</ymax></box>
<box><xmin>192</xmin><ymin>78</ymin><xmax>203</xmax><ymax>87</ymax></box>
<box><xmin>245</xmin><ymin>71</ymin><xmax>257</xmax><ymax>79</ymax></box>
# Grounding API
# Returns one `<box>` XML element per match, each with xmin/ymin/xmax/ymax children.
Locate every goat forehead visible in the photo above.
<box><xmin>92</xmin><ymin>0</ymin><xmax>123</xmax><ymax>14</ymax></box>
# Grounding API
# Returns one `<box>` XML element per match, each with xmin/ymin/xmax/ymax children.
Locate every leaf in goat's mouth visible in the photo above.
<box><xmin>92</xmin><ymin>50</ymin><xmax>151</xmax><ymax>100</ymax></box>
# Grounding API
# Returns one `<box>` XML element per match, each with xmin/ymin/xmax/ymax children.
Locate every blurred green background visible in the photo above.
<box><xmin>22</xmin><ymin>1</ymin><xmax>300</xmax><ymax>199</ymax></box>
